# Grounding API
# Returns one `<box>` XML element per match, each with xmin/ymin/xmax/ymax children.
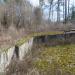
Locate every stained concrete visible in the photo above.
<box><xmin>0</xmin><ymin>32</ymin><xmax>75</xmax><ymax>72</ymax></box>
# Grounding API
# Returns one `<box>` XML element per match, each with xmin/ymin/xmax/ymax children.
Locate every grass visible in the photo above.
<box><xmin>34</xmin><ymin>44</ymin><xmax>75</xmax><ymax>74</ymax></box>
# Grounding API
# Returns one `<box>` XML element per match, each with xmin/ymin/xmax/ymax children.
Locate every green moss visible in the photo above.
<box><xmin>34</xmin><ymin>60</ymin><xmax>50</xmax><ymax>71</ymax></box>
<box><xmin>0</xmin><ymin>31</ymin><xmax>64</xmax><ymax>52</ymax></box>
<box><xmin>0</xmin><ymin>46</ymin><xmax>11</xmax><ymax>53</ymax></box>
<box><xmin>16</xmin><ymin>31</ymin><xmax>64</xmax><ymax>46</ymax></box>
<box><xmin>16</xmin><ymin>36</ymin><xmax>31</xmax><ymax>46</ymax></box>
<box><xmin>33</xmin><ymin>31</ymin><xmax>64</xmax><ymax>36</ymax></box>
<box><xmin>34</xmin><ymin>44</ymin><xmax>75</xmax><ymax>74</ymax></box>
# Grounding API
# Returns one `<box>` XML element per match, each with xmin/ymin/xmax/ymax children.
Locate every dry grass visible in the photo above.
<box><xmin>32</xmin><ymin>43</ymin><xmax>75</xmax><ymax>75</ymax></box>
<box><xmin>5</xmin><ymin>51</ymin><xmax>39</xmax><ymax>75</ymax></box>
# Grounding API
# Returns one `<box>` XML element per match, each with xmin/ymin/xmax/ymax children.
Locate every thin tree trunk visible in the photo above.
<box><xmin>63</xmin><ymin>0</ymin><xmax>65</xmax><ymax>21</ymax></box>
<box><xmin>52</xmin><ymin>4</ymin><xmax>54</xmax><ymax>21</ymax></box>
<box><xmin>48</xmin><ymin>0</ymin><xmax>53</xmax><ymax>22</ymax></box>
<box><xmin>68</xmin><ymin>0</ymin><xmax>70</xmax><ymax>21</ymax></box>
<box><xmin>64</xmin><ymin>0</ymin><xmax>67</xmax><ymax>23</ymax></box>
<box><xmin>57</xmin><ymin>0</ymin><xmax>60</xmax><ymax>22</ymax></box>
<box><xmin>48</xmin><ymin>2</ymin><xmax>52</xmax><ymax>21</ymax></box>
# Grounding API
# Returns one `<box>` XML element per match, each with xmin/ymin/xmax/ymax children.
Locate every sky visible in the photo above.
<box><xmin>29</xmin><ymin>0</ymin><xmax>75</xmax><ymax>21</ymax></box>
<box><xmin>29</xmin><ymin>0</ymin><xmax>75</xmax><ymax>7</ymax></box>
<box><xmin>29</xmin><ymin>0</ymin><xmax>39</xmax><ymax>6</ymax></box>
<box><xmin>29</xmin><ymin>0</ymin><xmax>48</xmax><ymax>6</ymax></box>
<box><xmin>0</xmin><ymin>0</ymin><xmax>74</xmax><ymax>21</ymax></box>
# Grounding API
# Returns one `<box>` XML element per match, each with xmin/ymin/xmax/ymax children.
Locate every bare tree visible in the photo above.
<box><xmin>64</xmin><ymin>0</ymin><xmax>67</xmax><ymax>23</ymax></box>
<box><xmin>68</xmin><ymin>0</ymin><xmax>70</xmax><ymax>21</ymax></box>
<box><xmin>48</xmin><ymin>0</ymin><xmax>53</xmax><ymax>21</ymax></box>
<box><xmin>33</xmin><ymin>7</ymin><xmax>43</xmax><ymax>32</ymax></box>
<box><xmin>0</xmin><ymin>0</ymin><xmax>32</xmax><ymax>30</ymax></box>
<box><xmin>57</xmin><ymin>0</ymin><xmax>60</xmax><ymax>22</ymax></box>
<box><xmin>39</xmin><ymin>0</ymin><xmax>44</xmax><ymax>7</ymax></box>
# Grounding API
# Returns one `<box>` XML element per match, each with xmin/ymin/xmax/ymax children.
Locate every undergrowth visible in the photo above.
<box><xmin>34</xmin><ymin>44</ymin><xmax>75</xmax><ymax>75</ymax></box>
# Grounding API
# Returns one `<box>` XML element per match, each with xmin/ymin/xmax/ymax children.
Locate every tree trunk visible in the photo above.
<box><xmin>57</xmin><ymin>0</ymin><xmax>60</xmax><ymax>22</ymax></box>
<box><xmin>64</xmin><ymin>0</ymin><xmax>67</xmax><ymax>23</ymax></box>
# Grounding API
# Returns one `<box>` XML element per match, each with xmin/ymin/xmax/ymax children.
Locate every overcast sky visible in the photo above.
<box><xmin>29</xmin><ymin>0</ymin><xmax>49</xmax><ymax>6</ymax></box>
<box><xmin>29</xmin><ymin>0</ymin><xmax>75</xmax><ymax>7</ymax></box>
<box><xmin>29</xmin><ymin>0</ymin><xmax>75</xmax><ymax>21</ymax></box>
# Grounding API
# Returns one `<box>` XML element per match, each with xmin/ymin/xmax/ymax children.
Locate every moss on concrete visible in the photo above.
<box><xmin>0</xmin><ymin>31</ymin><xmax>64</xmax><ymax>53</ymax></box>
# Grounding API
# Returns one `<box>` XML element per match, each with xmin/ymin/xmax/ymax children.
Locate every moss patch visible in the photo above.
<box><xmin>34</xmin><ymin>44</ymin><xmax>75</xmax><ymax>74</ymax></box>
<box><xmin>0</xmin><ymin>31</ymin><xmax>64</xmax><ymax>53</ymax></box>
<box><xmin>33</xmin><ymin>31</ymin><xmax>64</xmax><ymax>36</ymax></box>
<box><xmin>16</xmin><ymin>31</ymin><xmax>64</xmax><ymax>46</ymax></box>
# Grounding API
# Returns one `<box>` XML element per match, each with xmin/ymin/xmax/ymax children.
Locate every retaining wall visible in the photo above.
<box><xmin>0</xmin><ymin>37</ymin><xmax>33</xmax><ymax>72</ymax></box>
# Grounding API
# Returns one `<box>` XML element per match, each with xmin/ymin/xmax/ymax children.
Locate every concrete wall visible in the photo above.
<box><xmin>0</xmin><ymin>37</ymin><xmax>33</xmax><ymax>72</ymax></box>
<box><xmin>33</xmin><ymin>33</ymin><xmax>75</xmax><ymax>46</ymax></box>
<box><xmin>0</xmin><ymin>32</ymin><xmax>75</xmax><ymax>72</ymax></box>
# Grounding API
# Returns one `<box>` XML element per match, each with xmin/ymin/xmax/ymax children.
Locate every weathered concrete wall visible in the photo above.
<box><xmin>33</xmin><ymin>33</ymin><xmax>75</xmax><ymax>46</ymax></box>
<box><xmin>0</xmin><ymin>32</ymin><xmax>75</xmax><ymax>72</ymax></box>
<box><xmin>0</xmin><ymin>37</ymin><xmax>33</xmax><ymax>72</ymax></box>
<box><xmin>19</xmin><ymin>37</ymin><xmax>33</xmax><ymax>60</ymax></box>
